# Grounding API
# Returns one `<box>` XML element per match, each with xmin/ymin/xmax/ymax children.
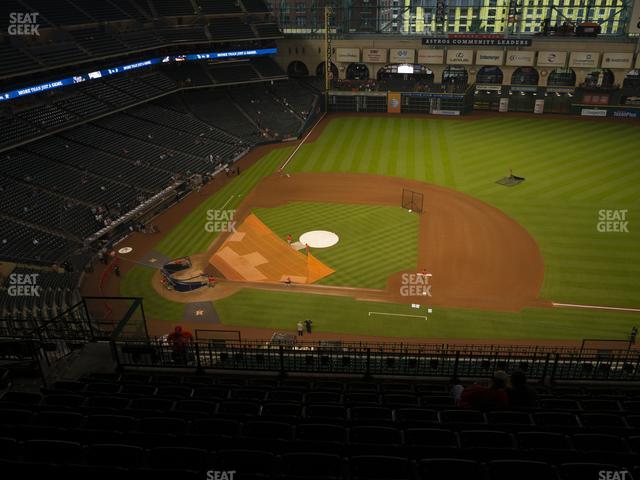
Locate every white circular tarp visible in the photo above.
<box><xmin>299</xmin><ymin>230</ymin><xmax>339</xmax><ymax>248</ymax></box>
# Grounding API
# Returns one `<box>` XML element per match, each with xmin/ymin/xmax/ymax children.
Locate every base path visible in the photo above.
<box><xmin>205</xmin><ymin>172</ymin><xmax>545</xmax><ymax>312</ymax></box>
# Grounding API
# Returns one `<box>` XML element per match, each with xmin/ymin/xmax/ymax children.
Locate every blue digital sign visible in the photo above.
<box><xmin>0</xmin><ymin>47</ymin><xmax>278</xmax><ymax>103</ymax></box>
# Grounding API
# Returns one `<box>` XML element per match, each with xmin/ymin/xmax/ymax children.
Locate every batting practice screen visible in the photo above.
<box><xmin>402</xmin><ymin>188</ymin><xmax>424</xmax><ymax>213</ymax></box>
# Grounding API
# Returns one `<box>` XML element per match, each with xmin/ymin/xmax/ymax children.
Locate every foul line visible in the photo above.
<box><xmin>219</xmin><ymin>194</ymin><xmax>236</xmax><ymax>210</ymax></box>
<box><xmin>369</xmin><ymin>311</ymin><xmax>428</xmax><ymax>320</ymax></box>
<box><xmin>279</xmin><ymin>112</ymin><xmax>326</xmax><ymax>171</ymax></box>
<box><xmin>552</xmin><ymin>302</ymin><xmax>640</xmax><ymax>313</ymax></box>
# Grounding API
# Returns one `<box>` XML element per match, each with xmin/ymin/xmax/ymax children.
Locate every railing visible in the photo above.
<box><xmin>112</xmin><ymin>339</ymin><xmax>640</xmax><ymax>381</ymax></box>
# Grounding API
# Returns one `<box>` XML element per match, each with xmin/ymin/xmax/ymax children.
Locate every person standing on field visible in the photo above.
<box><xmin>297</xmin><ymin>321</ymin><xmax>304</xmax><ymax>337</ymax></box>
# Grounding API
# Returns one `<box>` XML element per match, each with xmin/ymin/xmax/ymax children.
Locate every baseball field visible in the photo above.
<box><xmin>118</xmin><ymin>114</ymin><xmax>640</xmax><ymax>343</ymax></box>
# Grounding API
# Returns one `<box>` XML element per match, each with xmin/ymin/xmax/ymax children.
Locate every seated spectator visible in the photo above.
<box><xmin>507</xmin><ymin>370</ymin><xmax>538</xmax><ymax>408</ymax></box>
<box><xmin>460</xmin><ymin>370</ymin><xmax>509</xmax><ymax>411</ymax></box>
<box><xmin>450</xmin><ymin>376</ymin><xmax>464</xmax><ymax>406</ymax></box>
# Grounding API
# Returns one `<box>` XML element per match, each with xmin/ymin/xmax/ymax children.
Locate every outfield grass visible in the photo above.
<box><xmin>154</xmin><ymin>147</ymin><xmax>291</xmax><ymax>259</ymax></box>
<box><xmin>287</xmin><ymin>116</ymin><xmax>640</xmax><ymax>308</ymax></box>
<box><xmin>214</xmin><ymin>289</ymin><xmax>639</xmax><ymax>341</ymax></box>
<box><xmin>121</xmin><ymin>116</ymin><xmax>640</xmax><ymax>339</ymax></box>
<box><xmin>254</xmin><ymin>202</ymin><xmax>419</xmax><ymax>289</ymax></box>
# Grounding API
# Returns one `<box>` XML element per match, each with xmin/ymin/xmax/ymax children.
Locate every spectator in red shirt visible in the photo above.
<box><xmin>167</xmin><ymin>325</ymin><xmax>193</xmax><ymax>364</ymax></box>
<box><xmin>460</xmin><ymin>371</ymin><xmax>509</xmax><ymax>411</ymax></box>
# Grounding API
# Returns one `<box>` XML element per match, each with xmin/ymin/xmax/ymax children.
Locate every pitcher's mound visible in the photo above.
<box><xmin>300</xmin><ymin>230</ymin><xmax>339</xmax><ymax>248</ymax></box>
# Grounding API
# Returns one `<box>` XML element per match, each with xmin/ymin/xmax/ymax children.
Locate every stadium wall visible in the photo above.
<box><xmin>275</xmin><ymin>36</ymin><xmax>638</xmax><ymax>86</ymax></box>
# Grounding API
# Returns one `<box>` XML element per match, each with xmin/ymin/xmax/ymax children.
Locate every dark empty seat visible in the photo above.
<box><xmin>217</xmin><ymin>400</ymin><xmax>260</xmax><ymax>417</ymax></box>
<box><xmin>84</xmin><ymin>396</ymin><xmax>130</xmax><ymax>411</ymax></box>
<box><xmin>350</xmin><ymin>426</ymin><xmax>401</xmax><ymax>445</ymax></box>
<box><xmin>439</xmin><ymin>409</ymin><xmax>486</xmax><ymax>426</ymax></box>
<box><xmin>241</xmin><ymin>420</ymin><xmax>292</xmax><ymax>440</ymax></box>
<box><xmin>267</xmin><ymin>390</ymin><xmax>303</xmax><ymax>403</ymax></box>
<box><xmin>460</xmin><ymin>430</ymin><xmax>515</xmax><ymax>449</ymax></box>
<box><xmin>280</xmin><ymin>452</ymin><xmax>343</xmax><ymax>479</ymax></box>
<box><xmin>140</xmin><ymin>417</ymin><xmax>188</xmax><ymax>435</ymax></box>
<box><xmin>489</xmin><ymin>459</ymin><xmax>558</xmax><ymax>480</ymax></box>
<box><xmin>622</xmin><ymin>401</ymin><xmax>640</xmax><ymax>413</ymax></box>
<box><xmin>417</xmin><ymin>458</ymin><xmax>484</xmax><ymax>480</ymax></box>
<box><xmin>517</xmin><ymin>431</ymin><xmax>571</xmax><ymax>451</ymax></box>
<box><xmin>129</xmin><ymin>398</ymin><xmax>174</xmax><ymax>412</ymax></box>
<box><xmin>231</xmin><ymin>388</ymin><xmax>267</xmax><ymax>401</ymax></box>
<box><xmin>381</xmin><ymin>384</ymin><xmax>413</xmax><ymax>393</ymax></box>
<box><xmin>305</xmin><ymin>404</ymin><xmax>347</xmax><ymax>421</ymax></box>
<box><xmin>421</xmin><ymin>395</ymin><xmax>455</xmax><ymax>407</ymax></box>
<box><xmin>86</xmin><ymin>414</ymin><xmax>136</xmax><ymax>432</ymax></box>
<box><xmin>261</xmin><ymin>402</ymin><xmax>301</xmax><ymax>418</ymax></box>
<box><xmin>351</xmin><ymin>406</ymin><xmax>393</xmax><ymax>422</ymax></box>
<box><xmin>395</xmin><ymin>408</ymin><xmax>438</xmax><ymax>426</ymax></box>
<box><xmin>533</xmin><ymin>412</ymin><xmax>580</xmax><ymax>428</ymax></box>
<box><xmin>383</xmin><ymin>394</ymin><xmax>420</xmax><ymax>408</ymax></box>
<box><xmin>0</xmin><ymin>408</ymin><xmax>33</xmax><ymax>426</ymax></box>
<box><xmin>88</xmin><ymin>444</ymin><xmax>145</xmax><ymax>468</ymax></box>
<box><xmin>155</xmin><ymin>386</ymin><xmax>193</xmax><ymax>399</ymax></box>
<box><xmin>216</xmin><ymin>449</ymin><xmax>276</xmax><ymax>475</ymax></box>
<box><xmin>305</xmin><ymin>391</ymin><xmax>342</xmax><ymax>404</ymax></box>
<box><xmin>51</xmin><ymin>381</ymin><xmax>85</xmax><ymax>392</ymax></box>
<box><xmin>350</xmin><ymin>455</ymin><xmax>411</xmax><ymax>480</ymax></box>
<box><xmin>405</xmin><ymin>428</ymin><xmax>458</xmax><ymax>447</ymax></box>
<box><xmin>23</xmin><ymin>439</ymin><xmax>83</xmax><ymax>465</ymax></box>
<box><xmin>0</xmin><ymin>437</ymin><xmax>19</xmax><ymax>459</ymax></box>
<box><xmin>347</xmin><ymin>383</ymin><xmax>378</xmax><ymax>392</ymax></box>
<box><xmin>487</xmin><ymin>411</ymin><xmax>533</xmax><ymax>426</ymax></box>
<box><xmin>580</xmin><ymin>399</ymin><xmax>622</xmax><ymax>412</ymax></box>
<box><xmin>2</xmin><ymin>392</ymin><xmax>41</xmax><ymax>405</ymax></box>
<box><xmin>35</xmin><ymin>411</ymin><xmax>84</xmax><ymax>428</ymax></box>
<box><xmin>296</xmin><ymin>423</ymin><xmax>346</xmax><ymax>443</ymax></box>
<box><xmin>540</xmin><ymin>399</ymin><xmax>581</xmax><ymax>411</ymax></box>
<box><xmin>190</xmin><ymin>418</ymin><xmax>239</xmax><ymax>436</ymax></box>
<box><xmin>579</xmin><ymin>413</ymin><xmax>628</xmax><ymax>431</ymax></box>
<box><xmin>41</xmin><ymin>394</ymin><xmax>85</xmax><ymax>408</ymax></box>
<box><xmin>120</xmin><ymin>384</ymin><xmax>157</xmax><ymax>397</ymax></box>
<box><xmin>174</xmin><ymin>400</ymin><xmax>216</xmax><ymax>415</ymax></box>
<box><xmin>571</xmin><ymin>433</ymin><xmax>626</xmax><ymax>453</ymax></box>
<box><xmin>148</xmin><ymin>446</ymin><xmax>208</xmax><ymax>470</ymax></box>
<box><xmin>85</xmin><ymin>383</ymin><xmax>121</xmax><ymax>395</ymax></box>
<box><xmin>346</xmin><ymin>393</ymin><xmax>380</xmax><ymax>405</ymax></box>
<box><xmin>193</xmin><ymin>386</ymin><xmax>228</xmax><ymax>400</ymax></box>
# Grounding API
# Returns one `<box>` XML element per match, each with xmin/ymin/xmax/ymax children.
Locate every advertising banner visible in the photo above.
<box><xmin>475</xmin><ymin>50</ymin><xmax>504</xmax><ymax>65</ymax></box>
<box><xmin>446</xmin><ymin>49</ymin><xmax>473</xmax><ymax>65</ymax></box>
<box><xmin>335</xmin><ymin>48</ymin><xmax>360</xmax><ymax>63</ymax></box>
<box><xmin>534</xmin><ymin>99</ymin><xmax>545</xmax><ymax>114</ymax></box>
<box><xmin>423</xmin><ymin>36</ymin><xmax>531</xmax><ymax>46</ymax></box>
<box><xmin>388</xmin><ymin>92</ymin><xmax>402</xmax><ymax>113</ymax></box>
<box><xmin>570</xmin><ymin>52</ymin><xmax>600</xmax><ymax>68</ymax></box>
<box><xmin>505</xmin><ymin>51</ymin><xmax>535</xmax><ymax>66</ymax></box>
<box><xmin>499</xmin><ymin>98</ymin><xmax>509</xmax><ymax>112</ymax></box>
<box><xmin>601</xmin><ymin>52</ymin><xmax>633</xmax><ymax>69</ymax></box>
<box><xmin>581</xmin><ymin>108</ymin><xmax>607</xmax><ymax>117</ymax></box>
<box><xmin>363</xmin><ymin>48</ymin><xmax>387</xmax><ymax>63</ymax></box>
<box><xmin>418</xmin><ymin>49</ymin><xmax>444</xmax><ymax>64</ymax></box>
<box><xmin>390</xmin><ymin>49</ymin><xmax>415</xmax><ymax>63</ymax></box>
<box><xmin>537</xmin><ymin>51</ymin><xmax>567</xmax><ymax>67</ymax></box>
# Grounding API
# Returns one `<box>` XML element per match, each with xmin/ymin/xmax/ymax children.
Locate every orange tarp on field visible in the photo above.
<box><xmin>209</xmin><ymin>214</ymin><xmax>334</xmax><ymax>284</ymax></box>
